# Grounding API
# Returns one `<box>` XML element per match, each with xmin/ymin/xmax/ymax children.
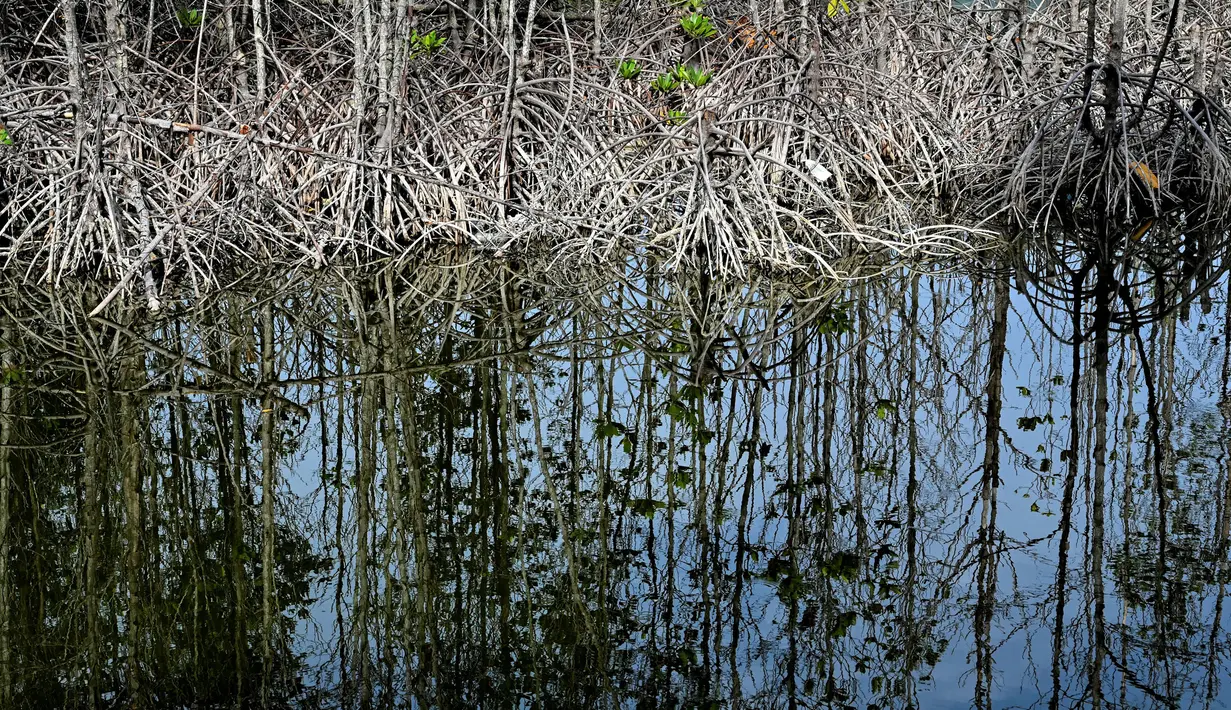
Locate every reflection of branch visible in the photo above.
<box><xmin>91</xmin><ymin>315</ymin><xmax>310</xmax><ymax>418</ymax></box>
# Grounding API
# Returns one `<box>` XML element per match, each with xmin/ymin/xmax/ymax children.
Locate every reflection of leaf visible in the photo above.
<box><xmin>596</xmin><ymin>421</ymin><xmax>621</xmax><ymax>438</ymax></box>
<box><xmin>829</xmin><ymin>610</ymin><xmax>858</xmax><ymax>638</ymax></box>
<box><xmin>818</xmin><ymin>304</ymin><xmax>853</xmax><ymax>335</ymax></box>
<box><xmin>819</xmin><ymin>551</ymin><xmax>861</xmax><ymax>581</ymax></box>
<box><xmin>630</xmin><ymin>498</ymin><xmax>666</xmax><ymax>518</ymax></box>
<box><xmin>874</xmin><ymin>399</ymin><xmax>895</xmax><ymax>420</ymax></box>
<box><xmin>864</xmin><ymin>460</ymin><xmax>890</xmax><ymax>478</ymax></box>
<box><xmin>777</xmin><ymin>572</ymin><xmax>803</xmax><ymax>602</ymax></box>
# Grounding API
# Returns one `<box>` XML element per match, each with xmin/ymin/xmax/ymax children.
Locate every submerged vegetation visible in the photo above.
<box><xmin>2</xmin><ymin>0</ymin><xmax>1230</xmax><ymax>293</ymax></box>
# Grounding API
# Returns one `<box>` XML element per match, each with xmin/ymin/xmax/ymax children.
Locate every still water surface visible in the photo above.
<box><xmin>0</xmin><ymin>264</ymin><xmax>1227</xmax><ymax>708</ymax></box>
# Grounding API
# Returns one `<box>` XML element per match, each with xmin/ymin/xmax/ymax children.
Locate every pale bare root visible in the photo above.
<box><xmin>0</xmin><ymin>0</ymin><xmax>1226</xmax><ymax>302</ymax></box>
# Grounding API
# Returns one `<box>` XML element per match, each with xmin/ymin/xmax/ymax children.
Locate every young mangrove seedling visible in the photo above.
<box><xmin>411</xmin><ymin>29</ymin><xmax>447</xmax><ymax>56</ymax></box>
<box><xmin>664</xmin><ymin>108</ymin><xmax>688</xmax><ymax>126</ymax></box>
<box><xmin>679</xmin><ymin>12</ymin><xmax>718</xmax><ymax>39</ymax></box>
<box><xmin>176</xmin><ymin>7</ymin><xmax>203</xmax><ymax>27</ymax></box>
<box><xmin>650</xmin><ymin>73</ymin><xmax>680</xmax><ymax>94</ymax></box>
<box><xmin>673</xmin><ymin>64</ymin><xmax>712</xmax><ymax>87</ymax></box>
<box><xmin>617</xmin><ymin>59</ymin><xmax>642</xmax><ymax>80</ymax></box>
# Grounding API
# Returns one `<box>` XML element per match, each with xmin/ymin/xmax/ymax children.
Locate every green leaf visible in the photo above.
<box><xmin>617</xmin><ymin>58</ymin><xmax>642</xmax><ymax>80</ymax></box>
<box><xmin>0</xmin><ymin>126</ymin><xmax>11</xmax><ymax>146</ymax></box>
<box><xmin>176</xmin><ymin>7</ymin><xmax>203</xmax><ymax>26</ymax></box>
<box><xmin>649</xmin><ymin>73</ymin><xmax>680</xmax><ymax>94</ymax></box>
<box><xmin>411</xmin><ymin>29</ymin><xmax>447</xmax><ymax>55</ymax></box>
<box><xmin>679</xmin><ymin>12</ymin><xmax>717</xmax><ymax>39</ymax></box>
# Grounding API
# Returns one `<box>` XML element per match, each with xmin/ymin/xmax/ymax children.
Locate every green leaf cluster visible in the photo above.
<box><xmin>617</xmin><ymin>59</ymin><xmax>642</xmax><ymax>80</ymax></box>
<box><xmin>411</xmin><ymin>29</ymin><xmax>446</xmax><ymax>55</ymax></box>
<box><xmin>176</xmin><ymin>7</ymin><xmax>203</xmax><ymax>27</ymax></box>
<box><xmin>679</xmin><ymin>12</ymin><xmax>718</xmax><ymax>39</ymax></box>
<box><xmin>649</xmin><ymin>73</ymin><xmax>680</xmax><ymax>94</ymax></box>
<box><xmin>663</xmin><ymin>108</ymin><xmax>688</xmax><ymax>126</ymax></box>
<box><xmin>673</xmin><ymin>64</ymin><xmax>711</xmax><ymax>87</ymax></box>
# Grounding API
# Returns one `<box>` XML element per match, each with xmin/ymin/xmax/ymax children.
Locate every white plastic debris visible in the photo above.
<box><xmin>804</xmin><ymin>159</ymin><xmax>833</xmax><ymax>183</ymax></box>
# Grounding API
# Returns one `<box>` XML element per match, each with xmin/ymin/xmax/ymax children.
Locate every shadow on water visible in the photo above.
<box><xmin>0</xmin><ymin>249</ymin><xmax>1228</xmax><ymax>709</ymax></box>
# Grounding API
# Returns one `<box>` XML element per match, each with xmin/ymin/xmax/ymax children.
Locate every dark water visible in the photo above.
<box><xmin>0</xmin><ymin>263</ymin><xmax>1227</xmax><ymax>709</ymax></box>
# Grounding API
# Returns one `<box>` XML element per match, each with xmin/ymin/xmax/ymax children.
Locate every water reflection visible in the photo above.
<box><xmin>0</xmin><ymin>261</ymin><xmax>1227</xmax><ymax>709</ymax></box>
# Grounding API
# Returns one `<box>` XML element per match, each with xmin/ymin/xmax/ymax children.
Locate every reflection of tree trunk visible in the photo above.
<box><xmin>1118</xmin><ymin>330</ymin><xmax>1136</xmax><ymax>709</ymax></box>
<box><xmin>1088</xmin><ymin>256</ymin><xmax>1113</xmax><ymax>709</ymax></box>
<box><xmin>820</xmin><ymin>332</ymin><xmax>836</xmax><ymax>548</ymax></box>
<box><xmin>0</xmin><ymin>317</ymin><xmax>11</xmax><ymax>706</ymax></box>
<box><xmin>525</xmin><ymin>369</ymin><xmax>589</xmax><ymax>629</ymax></box>
<box><xmin>1154</xmin><ymin>309</ymin><xmax>1174</xmax><ymax>700</ymax></box>
<box><xmin>333</xmin><ymin>355</ymin><xmax>349</xmax><ymax>708</ymax></box>
<box><xmin>1122</xmin><ymin>279</ymin><xmax>1172</xmax><ymax>703</ymax></box>
<box><xmin>902</xmin><ymin>275</ymin><xmax>920</xmax><ymax>705</ymax></box>
<box><xmin>786</xmin><ymin>332</ymin><xmax>804</xmax><ymax>710</ymax></box>
<box><xmin>1207</xmin><ymin>275</ymin><xmax>1231</xmax><ymax>703</ymax></box>
<box><xmin>260</xmin><ymin>300</ymin><xmax>277</xmax><ymax>706</ymax></box>
<box><xmin>975</xmin><ymin>270</ymin><xmax>1008</xmax><ymax>710</ymax></box>
<box><xmin>595</xmin><ymin>356</ymin><xmax>613</xmax><ymax>697</ymax></box>
<box><xmin>852</xmin><ymin>289</ymin><xmax>868</xmax><ymax>553</ymax></box>
<box><xmin>1050</xmin><ymin>265</ymin><xmax>1087</xmax><ymax>710</ymax></box>
<box><xmin>121</xmin><ymin>368</ymin><xmax>144</xmax><ymax>702</ymax></box>
<box><xmin>379</xmin><ymin>282</ymin><xmax>415</xmax><ymax>701</ymax></box>
<box><xmin>229</xmin><ymin>352</ymin><xmax>249</xmax><ymax>706</ymax></box>
<box><xmin>1157</xmin><ymin>315</ymin><xmax>1176</xmax><ymax>698</ymax></box>
<box><xmin>83</xmin><ymin>374</ymin><xmax>101</xmax><ymax>710</ymax></box>
<box><xmin>638</xmin><ymin>352</ymin><xmax>662</xmax><ymax>700</ymax></box>
<box><xmin>731</xmin><ymin>382</ymin><xmax>762</xmax><ymax>710</ymax></box>
<box><xmin>357</xmin><ymin>312</ymin><xmax>377</xmax><ymax>710</ymax></box>
<box><xmin>695</xmin><ymin>389</ymin><xmax>712</xmax><ymax>698</ymax></box>
<box><xmin>400</xmin><ymin>358</ymin><xmax>436</xmax><ymax>695</ymax></box>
